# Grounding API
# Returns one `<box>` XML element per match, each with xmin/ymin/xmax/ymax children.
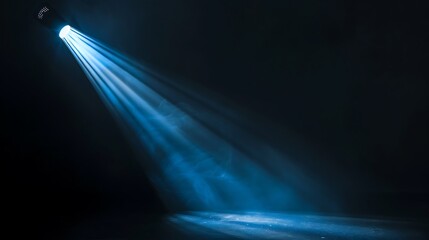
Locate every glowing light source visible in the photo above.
<box><xmin>59</xmin><ymin>25</ymin><xmax>71</xmax><ymax>39</ymax></box>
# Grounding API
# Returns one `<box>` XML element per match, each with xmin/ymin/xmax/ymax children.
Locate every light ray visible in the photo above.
<box><xmin>61</xmin><ymin>27</ymin><xmax>328</xmax><ymax>212</ymax></box>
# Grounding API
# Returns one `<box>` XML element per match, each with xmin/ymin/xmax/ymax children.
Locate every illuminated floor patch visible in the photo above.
<box><xmin>167</xmin><ymin>212</ymin><xmax>428</xmax><ymax>239</ymax></box>
<box><xmin>65</xmin><ymin>212</ymin><xmax>428</xmax><ymax>239</ymax></box>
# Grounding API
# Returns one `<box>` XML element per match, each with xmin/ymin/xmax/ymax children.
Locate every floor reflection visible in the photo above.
<box><xmin>168</xmin><ymin>212</ymin><xmax>427</xmax><ymax>239</ymax></box>
<box><xmin>63</xmin><ymin>211</ymin><xmax>427</xmax><ymax>239</ymax></box>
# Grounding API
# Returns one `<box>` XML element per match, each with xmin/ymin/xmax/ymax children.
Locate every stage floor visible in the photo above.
<box><xmin>56</xmin><ymin>211</ymin><xmax>428</xmax><ymax>239</ymax></box>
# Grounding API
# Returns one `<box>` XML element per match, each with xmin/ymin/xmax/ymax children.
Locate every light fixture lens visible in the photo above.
<box><xmin>59</xmin><ymin>25</ymin><xmax>71</xmax><ymax>39</ymax></box>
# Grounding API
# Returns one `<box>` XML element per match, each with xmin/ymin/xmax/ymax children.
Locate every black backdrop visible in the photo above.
<box><xmin>3</xmin><ymin>0</ymin><xmax>429</xmax><ymax>235</ymax></box>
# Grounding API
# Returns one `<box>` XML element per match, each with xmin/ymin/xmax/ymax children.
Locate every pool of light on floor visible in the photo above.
<box><xmin>168</xmin><ymin>212</ymin><xmax>427</xmax><ymax>239</ymax></box>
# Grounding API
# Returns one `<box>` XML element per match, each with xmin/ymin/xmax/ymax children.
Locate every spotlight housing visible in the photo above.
<box><xmin>59</xmin><ymin>25</ymin><xmax>71</xmax><ymax>39</ymax></box>
<box><xmin>35</xmin><ymin>2</ymin><xmax>67</xmax><ymax>34</ymax></box>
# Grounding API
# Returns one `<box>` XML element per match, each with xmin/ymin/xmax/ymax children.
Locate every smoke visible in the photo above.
<box><xmin>62</xmin><ymin>27</ymin><xmax>334</xmax><ymax>212</ymax></box>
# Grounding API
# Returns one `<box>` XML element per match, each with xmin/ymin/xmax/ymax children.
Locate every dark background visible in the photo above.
<box><xmin>3</xmin><ymin>0</ymin><xmax>429</xmax><ymax>237</ymax></box>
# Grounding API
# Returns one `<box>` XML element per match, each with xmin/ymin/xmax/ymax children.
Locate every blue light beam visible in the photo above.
<box><xmin>61</xmin><ymin>27</ymin><xmax>331</xmax><ymax>212</ymax></box>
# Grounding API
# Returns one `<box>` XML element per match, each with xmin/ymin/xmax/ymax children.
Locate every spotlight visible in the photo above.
<box><xmin>35</xmin><ymin>2</ymin><xmax>68</xmax><ymax>35</ymax></box>
<box><xmin>59</xmin><ymin>25</ymin><xmax>71</xmax><ymax>39</ymax></box>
